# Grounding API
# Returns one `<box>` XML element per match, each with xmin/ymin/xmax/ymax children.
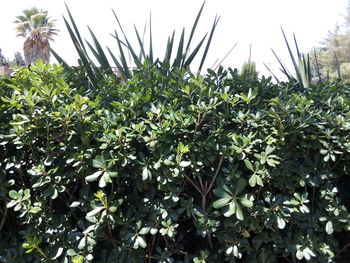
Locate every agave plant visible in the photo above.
<box><xmin>52</xmin><ymin>1</ymin><xmax>229</xmax><ymax>87</ymax></box>
<box><xmin>265</xmin><ymin>28</ymin><xmax>315</xmax><ymax>88</ymax></box>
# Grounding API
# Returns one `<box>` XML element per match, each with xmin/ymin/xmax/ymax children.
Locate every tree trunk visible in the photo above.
<box><xmin>23</xmin><ymin>37</ymin><xmax>50</xmax><ymax>67</ymax></box>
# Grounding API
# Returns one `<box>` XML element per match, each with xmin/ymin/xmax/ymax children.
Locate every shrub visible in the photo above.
<box><xmin>0</xmin><ymin>61</ymin><xmax>350</xmax><ymax>262</ymax></box>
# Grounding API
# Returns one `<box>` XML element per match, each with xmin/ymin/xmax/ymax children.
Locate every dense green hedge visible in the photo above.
<box><xmin>0</xmin><ymin>62</ymin><xmax>350</xmax><ymax>262</ymax></box>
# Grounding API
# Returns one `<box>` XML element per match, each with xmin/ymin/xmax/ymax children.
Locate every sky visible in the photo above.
<box><xmin>1</xmin><ymin>0</ymin><xmax>349</xmax><ymax>77</ymax></box>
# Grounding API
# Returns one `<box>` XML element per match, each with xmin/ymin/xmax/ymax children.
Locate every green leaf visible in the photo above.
<box><xmin>236</xmin><ymin>202</ymin><xmax>244</xmax><ymax>220</ymax></box>
<box><xmin>30</xmin><ymin>207</ymin><xmax>41</xmax><ymax>214</ymax></box>
<box><xmin>78</xmin><ymin>237</ymin><xmax>86</xmax><ymax>250</ymax></box>
<box><xmin>142</xmin><ymin>167</ymin><xmax>151</xmax><ymax>180</ymax></box>
<box><xmin>9</xmin><ymin>190</ymin><xmax>19</xmax><ymax>199</ymax></box>
<box><xmin>213</xmin><ymin>197</ymin><xmax>232</xmax><ymax>209</ymax></box>
<box><xmin>244</xmin><ymin>159</ymin><xmax>254</xmax><ymax>171</ymax></box>
<box><xmin>179</xmin><ymin>161</ymin><xmax>191</xmax><ymax>167</ymax></box>
<box><xmin>23</xmin><ymin>189</ymin><xmax>30</xmax><ymax>200</ymax></box>
<box><xmin>239</xmin><ymin>197</ymin><xmax>253</xmax><ymax>208</ymax></box>
<box><xmin>326</xmin><ymin>221</ymin><xmax>334</xmax><ymax>235</ymax></box>
<box><xmin>67</xmin><ymin>249</ymin><xmax>77</xmax><ymax>256</ymax></box>
<box><xmin>86</xmin><ymin>206</ymin><xmax>104</xmax><ymax>217</ymax></box>
<box><xmin>139</xmin><ymin>227</ymin><xmax>150</xmax><ymax>235</ymax></box>
<box><xmin>86</xmin><ymin>171</ymin><xmax>102</xmax><ymax>182</ymax></box>
<box><xmin>93</xmin><ymin>155</ymin><xmax>105</xmax><ymax>169</ymax></box>
<box><xmin>256</xmin><ymin>176</ymin><xmax>264</xmax><ymax>186</ymax></box>
<box><xmin>296</xmin><ymin>250</ymin><xmax>304</xmax><ymax>260</ymax></box>
<box><xmin>249</xmin><ymin>174</ymin><xmax>257</xmax><ymax>187</ymax></box>
<box><xmin>52</xmin><ymin>247</ymin><xmax>64</xmax><ymax>260</ymax></box>
<box><xmin>213</xmin><ymin>187</ymin><xmax>231</xmax><ymax>198</ymax></box>
<box><xmin>134</xmin><ymin>236</ymin><xmax>147</xmax><ymax>249</ymax></box>
<box><xmin>99</xmin><ymin>175</ymin><xmax>107</xmax><ymax>188</ymax></box>
<box><xmin>70</xmin><ymin>201</ymin><xmax>81</xmax><ymax>208</ymax></box>
<box><xmin>228</xmin><ymin>200</ymin><xmax>236</xmax><ymax>214</ymax></box>
<box><xmin>234</xmin><ymin>178</ymin><xmax>246</xmax><ymax>196</ymax></box>
<box><xmin>277</xmin><ymin>216</ymin><xmax>286</xmax><ymax>229</ymax></box>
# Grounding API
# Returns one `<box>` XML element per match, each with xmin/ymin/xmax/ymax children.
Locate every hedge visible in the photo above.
<box><xmin>0</xmin><ymin>61</ymin><xmax>349</xmax><ymax>262</ymax></box>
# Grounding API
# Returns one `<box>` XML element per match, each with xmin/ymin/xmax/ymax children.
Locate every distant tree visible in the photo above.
<box><xmin>0</xmin><ymin>48</ymin><xmax>8</xmax><ymax>65</ymax></box>
<box><xmin>14</xmin><ymin>7</ymin><xmax>58</xmax><ymax>66</ymax></box>
<box><xmin>12</xmin><ymin>52</ymin><xmax>25</xmax><ymax>66</ymax></box>
<box><xmin>311</xmin><ymin>2</ymin><xmax>350</xmax><ymax>81</ymax></box>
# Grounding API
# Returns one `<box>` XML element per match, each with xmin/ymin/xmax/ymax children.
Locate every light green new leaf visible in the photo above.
<box><xmin>213</xmin><ymin>197</ymin><xmax>232</xmax><ymax>209</ymax></box>
<box><xmin>239</xmin><ymin>197</ymin><xmax>253</xmax><ymax>208</ymax></box>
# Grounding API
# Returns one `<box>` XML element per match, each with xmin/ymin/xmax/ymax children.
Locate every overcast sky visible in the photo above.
<box><xmin>1</xmin><ymin>0</ymin><xmax>348</xmax><ymax>76</ymax></box>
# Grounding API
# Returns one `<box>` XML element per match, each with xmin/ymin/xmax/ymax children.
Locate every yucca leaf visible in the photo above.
<box><xmin>307</xmin><ymin>54</ymin><xmax>312</xmax><ymax>83</ymax></box>
<box><xmin>182</xmin><ymin>0</ymin><xmax>206</xmax><ymax>66</ymax></box>
<box><xmin>213</xmin><ymin>42</ymin><xmax>237</xmax><ymax>71</ymax></box>
<box><xmin>85</xmin><ymin>40</ymin><xmax>110</xmax><ymax>77</ymax></box>
<box><xmin>198</xmin><ymin>15</ymin><xmax>220</xmax><ymax>73</ymax></box>
<box><xmin>134</xmin><ymin>24</ymin><xmax>146</xmax><ymax>60</ymax></box>
<box><xmin>293</xmin><ymin>33</ymin><xmax>302</xmax><ymax>59</ymax></box>
<box><xmin>173</xmin><ymin>28</ymin><xmax>185</xmax><ymax>68</ymax></box>
<box><xmin>87</xmin><ymin>26</ymin><xmax>111</xmax><ymax>69</ymax></box>
<box><xmin>263</xmin><ymin>63</ymin><xmax>280</xmax><ymax>83</ymax></box>
<box><xmin>113</xmin><ymin>30</ymin><xmax>131</xmax><ymax>79</ymax></box>
<box><xmin>271</xmin><ymin>48</ymin><xmax>293</xmax><ymax>80</ymax></box>
<box><xmin>63</xmin><ymin>16</ymin><xmax>92</xmax><ymax>68</ymax></box>
<box><xmin>281</xmin><ymin>28</ymin><xmax>302</xmax><ymax>84</ymax></box>
<box><xmin>107</xmin><ymin>47</ymin><xmax>128</xmax><ymax>80</ymax></box>
<box><xmin>50</xmin><ymin>48</ymin><xmax>69</xmax><ymax>68</ymax></box>
<box><xmin>164</xmin><ymin>31</ymin><xmax>175</xmax><ymax>64</ymax></box>
<box><xmin>183</xmin><ymin>33</ymin><xmax>207</xmax><ymax>67</ymax></box>
<box><xmin>112</xmin><ymin>9</ymin><xmax>141</xmax><ymax>65</ymax></box>
<box><xmin>149</xmin><ymin>13</ymin><xmax>153</xmax><ymax>62</ymax></box>
<box><xmin>64</xmin><ymin>4</ymin><xmax>86</xmax><ymax>52</ymax></box>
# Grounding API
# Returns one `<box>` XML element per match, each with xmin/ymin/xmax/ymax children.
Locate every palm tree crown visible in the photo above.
<box><xmin>14</xmin><ymin>7</ymin><xmax>58</xmax><ymax>66</ymax></box>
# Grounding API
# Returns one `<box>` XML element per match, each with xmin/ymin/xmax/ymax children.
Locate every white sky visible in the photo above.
<box><xmin>1</xmin><ymin>0</ymin><xmax>349</xmax><ymax>77</ymax></box>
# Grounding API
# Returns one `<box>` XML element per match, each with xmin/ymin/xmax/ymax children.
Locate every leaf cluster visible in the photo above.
<box><xmin>0</xmin><ymin>62</ymin><xmax>350</xmax><ymax>262</ymax></box>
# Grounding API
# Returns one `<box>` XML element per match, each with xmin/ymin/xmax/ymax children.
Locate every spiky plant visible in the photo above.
<box><xmin>265</xmin><ymin>28</ymin><xmax>313</xmax><ymax>88</ymax></box>
<box><xmin>14</xmin><ymin>7</ymin><xmax>58</xmax><ymax>66</ymax></box>
<box><xmin>51</xmin><ymin>1</ymin><xmax>236</xmax><ymax>87</ymax></box>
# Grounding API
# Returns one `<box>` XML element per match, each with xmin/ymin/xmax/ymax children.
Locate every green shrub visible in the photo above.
<box><xmin>0</xmin><ymin>61</ymin><xmax>350</xmax><ymax>262</ymax></box>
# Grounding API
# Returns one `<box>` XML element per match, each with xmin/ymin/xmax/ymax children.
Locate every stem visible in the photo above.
<box><xmin>149</xmin><ymin>234</ymin><xmax>157</xmax><ymax>263</ymax></box>
<box><xmin>0</xmin><ymin>199</ymin><xmax>8</xmax><ymax>232</ymax></box>
<box><xmin>36</xmin><ymin>246</ymin><xmax>49</xmax><ymax>260</ymax></box>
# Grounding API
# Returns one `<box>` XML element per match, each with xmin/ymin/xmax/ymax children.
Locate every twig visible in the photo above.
<box><xmin>334</xmin><ymin>242</ymin><xmax>350</xmax><ymax>259</ymax></box>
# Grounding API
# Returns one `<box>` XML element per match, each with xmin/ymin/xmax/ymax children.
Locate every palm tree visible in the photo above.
<box><xmin>14</xmin><ymin>7</ymin><xmax>58</xmax><ymax>66</ymax></box>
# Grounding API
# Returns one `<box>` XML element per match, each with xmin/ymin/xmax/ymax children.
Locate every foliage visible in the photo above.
<box><xmin>51</xmin><ymin>2</ymin><xmax>231</xmax><ymax>88</ymax></box>
<box><xmin>0</xmin><ymin>61</ymin><xmax>350</xmax><ymax>263</ymax></box>
<box><xmin>14</xmin><ymin>7</ymin><xmax>58</xmax><ymax>66</ymax></box>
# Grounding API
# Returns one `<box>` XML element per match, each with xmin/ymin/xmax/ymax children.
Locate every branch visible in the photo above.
<box><xmin>183</xmin><ymin>173</ymin><xmax>202</xmax><ymax>194</ymax></box>
<box><xmin>334</xmin><ymin>241</ymin><xmax>350</xmax><ymax>259</ymax></box>
<box><xmin>206</xmin><ymin>155</ymin><xmax>224</xmax><ymax>195</ymax></box>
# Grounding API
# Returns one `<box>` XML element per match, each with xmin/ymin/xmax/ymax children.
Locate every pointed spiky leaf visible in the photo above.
<box><xmin>198</xmin><ymin>15</ymin><xmax>220</xmax><ymax>73</ymax></box>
